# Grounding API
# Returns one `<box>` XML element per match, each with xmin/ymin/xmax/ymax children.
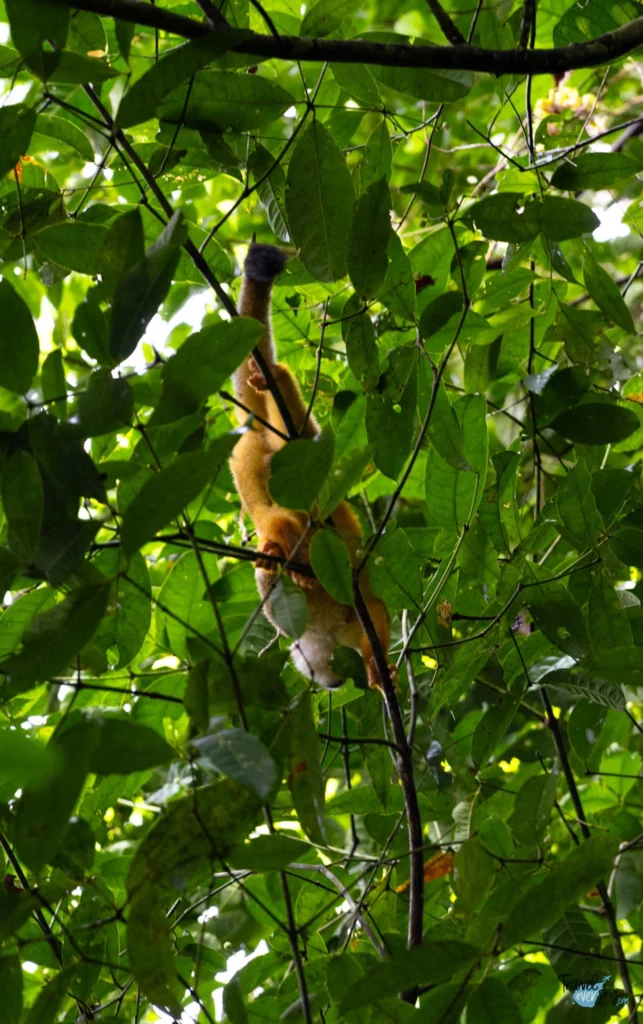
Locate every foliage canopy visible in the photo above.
<box><xmin>0</xmin><ymin>0</ymin><xmax>641</xmax><ymax>1022</ymax></box>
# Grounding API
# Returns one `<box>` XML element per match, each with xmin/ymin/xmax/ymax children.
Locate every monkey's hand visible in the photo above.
<box><xmin>248</xmin><ymin>357</ymin><xmax>269</xmax><ymax>393</ymax></box>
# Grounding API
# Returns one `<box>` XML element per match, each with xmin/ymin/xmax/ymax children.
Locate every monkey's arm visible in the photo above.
<box><xmin>230</xmin><ymin>428</ymin><xmax>313</xmax><ymax>581</ymax></box>
<box><xmin>236</xmin><ymin>243</ymin><xmax>319</xmax><ymax>439</ymax></box>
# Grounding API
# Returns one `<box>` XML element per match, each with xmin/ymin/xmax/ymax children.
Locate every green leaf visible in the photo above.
<box><xmin>92</xmin><ymin>549</ymin><xmax>152</xmax><ymax>668</ymax></box>
<box><xmin>127</xmin><ymin>886</ymin><xmax>182</xmax><ymax>1016</ymax></box>
<box><xmin>345</xmin><ymin>313</ymin><xmax>380</xmax><ymax>390</ymax></box>
<box><xmin>0</xmin><ymin>953</ymin><xmax>22</xmax><ymax>1024</ymax></box>
<box><xmin>471</xmin><ymin>682</ymin><xmax>523</xmax><ymax>768</ymax></box>
<box><xmin>455</xmin><ymin>837</ymin><xmax>494</xmax><ymax>913</ymax></box>
<box><xmin>268</xmin><ymin>575</ymin><xmax>309</xmax><ymax>639</ymax></box>
<box><xmin>76</xmin><ymin>370</ymin><xmax>133</xmax><ymax>436</ymax></box>
<box><xmin>318</xmin><ymin>445</ymin><xmax>374</xmax><ymax>518</ymax></box>
<box><xmin>24</xmin><ymin>968</ymin><xmax>75</xmax><ymax>1024</ymax></box>
<box><xmin>0</xmin><ymin>582</ymin><xmax>110</xmax><ymax>698</ymax></box>
<box><xmin>110</xmin><ymin>211</ymin><xmax>187</xmax><ymax>363</ymax></box>
<box><xmin>588</xmin><ymin>570</ymin><xmax>632</xmax><ymax>653</ymax></box>
<box><xmin>610</xmin><ymin>525</ymin><xmax>643</xmax><ymax>569</ymax></box>
<box><xmin>41</xmin><ymin>50</ymin><xmax>119</xmax><ymax>83</ymax></box>
<box><xmin>341</xmin><ymin>941</ymin><xmax>480</xmax><ymax>1011</ymax></box>
<box><xmin>0</xmin><ymin>104</ymin><xmax>37</xmax><ymax>179</ymax></box>
<box><xmin>227</xmin><ymin>833</ymin><xmax>310</xmax><ymax>870</ymax></box>
<box><xmin>87</xmin><ymin>716</ymin><xmax>175</xmax><ymax>775</ymax></box>
<box><xmin>0</xmin><ymin>279</ymin><xmax>39</xmax><ymax>394</ymax></box>
<box><xmin>553</xmin><ymin>0</ymin><xmax>640</xmax><ymax>46</ymax></box>
<box><xmin>120</xmin><ymin>434</ymin><xmax>239</xmax><ymax>555</ymax></box>
<box><xmin>34</xmin><ymin>111</ymin><xmax>93</xmax><ymax>161</ymax></box>
<box><xmin>556</xmin><ymin>459</ymin><xmax>601</xmax><ymax>548</ymax></box>
<box><xmin>365</xmin><ymin>349</ymin><xmax>417</xmax><ymax>480</ymax></box>
<box><xmin>2</xmin><ymin>451</ymin><xmax>43</xmax><ymax>563</ymax></box>
<box><xmin>467</xmin><ymin>194</ymin><xmax>599</xmax><ymax>242</ymax></box>
<box><xmin>358</xmin><ymin>120</ymin><xmax>392</xmax><ymax>193</ymax></box>
<box><xmin>96</xmin><ymin>207</ymin><xmax>145</xmax><ymax>294</ymax></box>
<box><xmin>223</xmin><ymin>975</ymin><xmax>248</xmax><ymax>1024</ymax></box>
<box><xmin>378</xmin><ymin>229</ymin><xmax>416</xmax><ymax>320</ymax></box>
<box><xmin>29</xmin><ymin>413</ymin><xmax>106</xmax><ymax>502</ymax></box>
<box><xmin>425</xmin><ymin>394</ymin><xmax>488</xmax><ymax>533</ymax></box>
<box><xmin>332</xmin><ymin>64</ymin><xmax>381</xmax><ymax>106</ymax></box>
<box><xmin>159</xmin><ymin>70</ymin><xmax>295</xmax><ymax>133</ymax></box>
<box><xmin>309</xmin><ymin>528</ymin><xmax>354</xmax><ymax>606</ymax></box>
<box><xmin>14</xmin><ymin>720</ymin><xmax>101</xmax><ymax>872</ymax></box>
<box><xmin>527</xmin><ymin>581</ymin><xmax>588</xmax><ymax>658</ymax></box>
<box><xmin>155</xmin><ymin>317</ymin><xmax>264</xmax><ymax>422</ymax></box>
<box><xmin>467</xmin><ymin>978</ymin><xmax>522</xmax><ymax>1024</ymax></box>
<box><xmin>301</xmin><ymin>0</ymin><xmax>362</xmax><ymax>35</ymax></box>
<box><xmin>587</xmin><ymin>646</ymin><xmax>643</xmax><ymax>687</ymax></box>
<box><xmin>509</xmin><ymin>771</ymin><xmax>558</xmax><ymax>846</ymax></box>
<box><xmin>34</xmin><ymin>221</ymin><xmax>108</xmax><ymax>275</ymax></box>
<box><xmin>117</xmin><ymin>32</ymin><xmax>251</xmax><ymax>128</ymax></box>
<box><xmin>538</xmin><ymin>196</ymin><xmax>600</xmax><ymax>241</ymax></box>
<box><xmin>347</xmin><ymin>177</ymin><xmax>391</xmax><ymax>298</ymax></box>
<box><xmin>400</xmin><ymin>181</ymin><xmax>443</xmax><ymax>207</ymax></box>
<box><xmin>158</xmin><ymin>550</ymin><xmax>219</xmax><ymax>659</ymax></box>
<box><xmin>466</xmin><ymin>193</ymin><xmax>541</xmax><ymax>243</ymax></box>
<box><xmin>5</xmin><ymin>0</ymin><xmax>68</xmax><ymax>76</ymax></box>
<box><xmin>0</xmin><ymin>729</ymin><xmax>59</xmax><ymax>803</ymax></box>
<box><xmin>551</xmin><ymin>401</ymin><xmax>639</xmax><ymax>445</ymax></box>
<box><xmin>269</xmin><ymin>426</ymin><xmax>334</xmax><ymax>510</ymax></box>
<box><xmin>428</xmin><ymin>643</ymin><xmax>491</xmax><ymax>718</ymax></box>
<box><xmin>544</xmin><ymin>668</ymin><xmax>625</xmax><ymax>710</ymax></box>
<box><xmin>583</xmin><ymin>250</ymin><xmax>635</xmax><ymax>333</ymax></box>
<box><xmin>0</xmin><ymin>589</ymin><xmax>55</xmax><ymax>661</ymax></box>
<box><xmin>285</xmin><ymin>120</ymin><xmax>355</xmax><ymax>282</ymax></box>
<box><xmin>289</xmin><ymin>690</ymin><xmax>326</xmax><ymax>845</ymax></box>
<box><xmin>369</xmin><ymin>526</ymin><xmax>422</xmax><ymax>612</ymax></box>
<box><xmin>543</xmin><ymin>906</ymin><xmax>602</xmax><ymax>984</ymax></box>
<box><xmin>41</xmin><ymin>348</ymin><xmax>66</xmax><ymax>420</ymax></box>
<box><xmin>72</xmin><ymin>290</ymin><xmax>111</xmax><ymax>365</ymax></box>
<box><xmin>367</xmin><ymin>33</ymin><xmax>473</xmax><ymax>101</ymax></box>
<box><xmin>192</xmin><ymin>728</ymin><xmax>276</xmax><ymax>798</ymax></box>
<box><xmin>551</xmin><ymin>152</ymin><xmax>641</xmax><ymax>191</ymax></box>
<box><xmin>419</xmin><ymin>290</ymin><xmax>464</xmax><ymax>341</ymax></box>
<box><xmin>501</xmin><ymin>834</ymin><xmax>619</xmax><ymax>949</ymax></box>
<box><xmin>127</xmin><ymin>779</ymin><xmax>262</xmax><ymax>891</ymax></box>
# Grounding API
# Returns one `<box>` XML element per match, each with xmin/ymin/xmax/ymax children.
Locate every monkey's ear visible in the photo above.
<box><xmin>251</xmin><ymin>232</ymin><xmax>257</xmax><ymax>244</ymax></box>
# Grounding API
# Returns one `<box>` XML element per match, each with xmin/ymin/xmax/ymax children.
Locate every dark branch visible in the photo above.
<box><xmin>426</xmin><ymin>0</ymin><xmax>466</xmax><ymax>46</ymax></box>
<box><xmin>55</xmin><ymin>0</ymin><xmax>643</xmax><ymax>76</ymax></box>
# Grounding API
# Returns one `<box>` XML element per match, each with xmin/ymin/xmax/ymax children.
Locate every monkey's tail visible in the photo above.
<box><xmin>233</xmin><ymin>241</ymin><xmax>287</xmax><ymax>422</ymax></box>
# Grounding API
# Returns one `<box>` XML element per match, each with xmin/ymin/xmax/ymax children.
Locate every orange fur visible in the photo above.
<box><xmin>230</xmin><ymin>242</ymin><xmax>389</xmax><ymax>690</ymax></box>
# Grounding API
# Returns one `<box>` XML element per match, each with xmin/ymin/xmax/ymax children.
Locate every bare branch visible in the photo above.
<box><xmin>55</xmin><ymin>0</ymin><xmax>643</xmax><ymax>76</ymax></box>
<box><xmin>426</xmin><ymin>0</ymin><xmax>466</xmax><ymax>46</ymax></box>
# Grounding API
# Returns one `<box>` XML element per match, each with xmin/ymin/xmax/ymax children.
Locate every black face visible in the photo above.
<box><xmin>244</xmin><ymin>243</ymin><xmax>287</xmax><ymax>283</ymax></box>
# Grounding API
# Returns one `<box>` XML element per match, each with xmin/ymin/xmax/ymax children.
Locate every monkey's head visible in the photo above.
<box><xmin>244</xmin><ymin>242</ymin><xmax>288</xmax><ymax>283</ymax></box>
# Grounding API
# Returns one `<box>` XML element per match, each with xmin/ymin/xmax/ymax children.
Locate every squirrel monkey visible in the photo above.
<box><xmin>230</xmin><ymin>242</ymin><xmax>390</xmax><ymax>690</ymax></box>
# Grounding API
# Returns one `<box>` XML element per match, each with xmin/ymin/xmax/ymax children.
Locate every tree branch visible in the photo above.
<box><xmin>56</xmin><ymin>0</ymin><xmax>643</xmax><ymax>75</ymax></box>
<box><xmin>352</xmin><ymin>580</ymin><xmax>424</xmax><ymax>981</ymax></box>
<box><xmin>426</xmin><ymin>0</ymin><xmax>466</xmax><ymax>46</ymax></box>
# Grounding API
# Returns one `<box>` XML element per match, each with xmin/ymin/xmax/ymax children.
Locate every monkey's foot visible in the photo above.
<box><xmin>366</xmin><ymin>657</ymin><xmax>399</xmax><ymax>693</ymax></box>
<box><xmin>256</xmin><ymin>540</ymin><xmax>283</xmax><ymax>572</ymax></box>
<box><xmin>287</xmin><ymin>565</ymin><xmax>317</xmax><ymax>591</ymax></box>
